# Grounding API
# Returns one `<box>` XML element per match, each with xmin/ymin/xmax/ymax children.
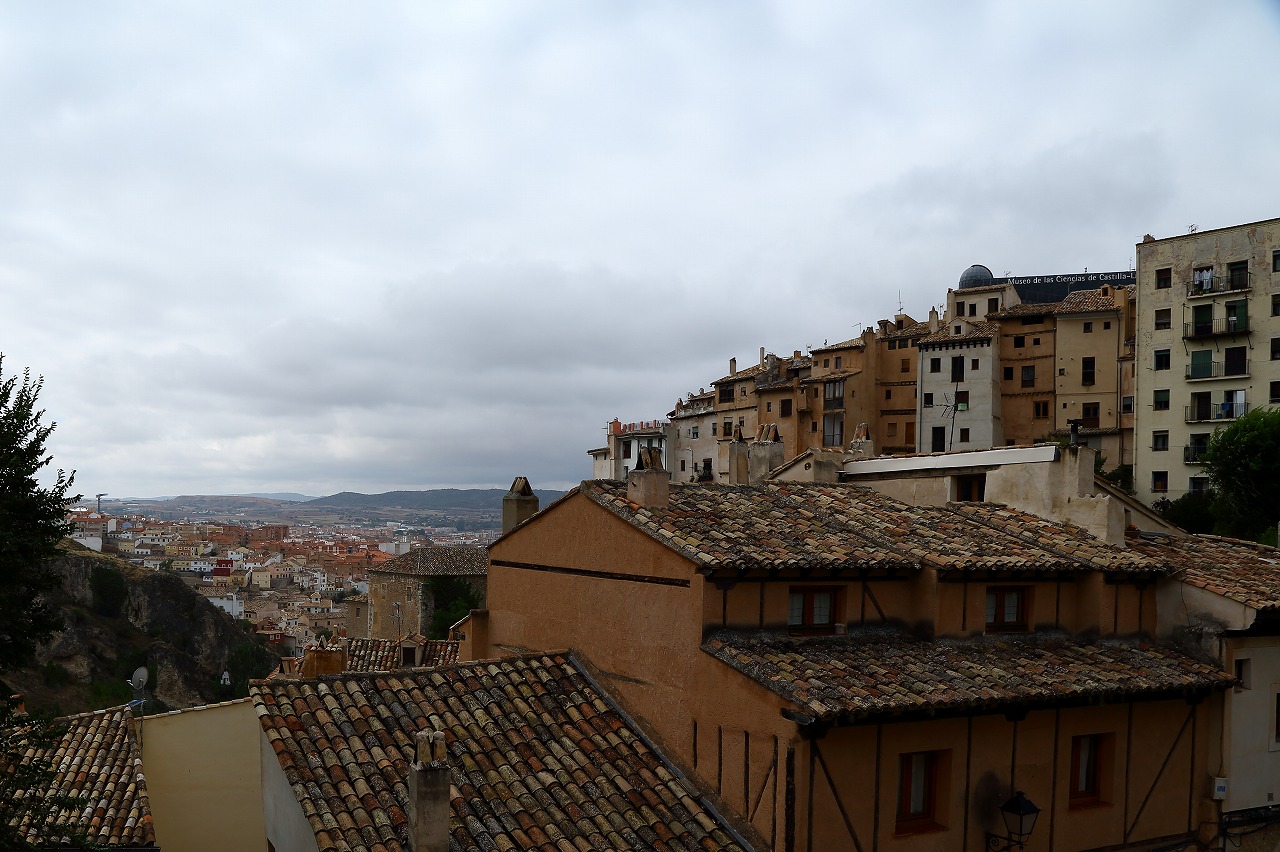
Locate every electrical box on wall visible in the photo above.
<box><xmin>1212</xmin><ymin>777</ymin><xmax>1228</xmax><ymax>801</ymax></box>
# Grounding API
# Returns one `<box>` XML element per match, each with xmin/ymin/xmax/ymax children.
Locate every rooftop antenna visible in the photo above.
<box><xmin>96</xmin><ymin>493</ymin><xmax>108</xmax><ymax>513</ymax></box>
<box><xmin>1188</xmin><ymin>224</ymin><xmax>1197</xmax><ymax>234</ymax></box>
<box><xmin>127</xmin><ymin>666</ymin><xmax>149</xmax><ymax>744</ymax></box>
<box><xmin>897</xmin><ymin>290</ymin><xmax>904</xmax><ymax>313</ymax></box>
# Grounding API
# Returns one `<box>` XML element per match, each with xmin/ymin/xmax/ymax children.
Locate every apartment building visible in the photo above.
<box><xmin>1054</xmin><ymin>285</ymin><xmax>1136</xmax><ymax>468</ymax></box>
<box><xmin>1134</xmin><ymin>217</ymin><xmax>1280</xmax><ymax>504</ymax></box>
<box><xmin>586</xmin><ymin>417</ymin><xmax>670</xmax><ymax>480</ymax></box>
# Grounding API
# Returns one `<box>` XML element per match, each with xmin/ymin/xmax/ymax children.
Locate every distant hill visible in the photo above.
<box><xmin>306</xmin><ymin>489</ymin><xmax>565</xmax><ymax>511</ymax></box>
<box><xmin>235</xmin><ymin>492</ymin><xmax>316</xmax><ymax>502</ymax></box>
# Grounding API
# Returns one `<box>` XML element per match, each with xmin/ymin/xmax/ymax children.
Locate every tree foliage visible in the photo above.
<box><xmin>1200</xmin><ymin>408</ymin><xmax>1280</xmax><ymax>541</ymax></box>
<box><xmin>426</xmin><ymin>576</ymin><xmax>481</xmax><ymax>640</ymax></box>
<box><xmin>0</xmin><ymin>357</ymin><xmax>77</xmax><ymax>673</ymax></box>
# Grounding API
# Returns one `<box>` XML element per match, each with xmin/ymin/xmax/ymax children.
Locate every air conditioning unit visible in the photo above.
<box><xmin>956</xmin><ymin>403</ymin><xmax>969</xmax><ymax>411</ymax></box>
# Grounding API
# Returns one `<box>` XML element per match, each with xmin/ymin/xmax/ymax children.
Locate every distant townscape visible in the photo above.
<box><xmin>16</xmin><ymin>217</ymin><xmax>1280</xmax><ymax>852</ymax></box>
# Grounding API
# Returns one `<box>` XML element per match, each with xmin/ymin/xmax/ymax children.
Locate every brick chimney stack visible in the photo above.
<box><xmin>502</xmin><ymin>477</ymin><xmax>539</xmax><ymax>533</ymax></box>
<box><xmin>627</xmin><ymin>447</ymin><xmax>669</xmax><ymax>508</ymax></box>
<box><xmin>300</xmin><ymin>636</ymin><xmax>347</xmax><ymax>678</ymax></box>
<box><xmin>408</xmin><ymin>730</ymin><xmax>451</xmax><ymax>852</ymax></box>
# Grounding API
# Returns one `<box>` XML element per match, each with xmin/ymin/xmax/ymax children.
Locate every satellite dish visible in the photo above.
<box><xmin>129</xmin><ymin>667</ymin><xmax>149</xmax><ymax>691</ymax></box>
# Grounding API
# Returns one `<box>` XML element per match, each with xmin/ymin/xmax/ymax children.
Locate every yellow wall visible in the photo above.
<box><xmin>143</xmin><ymin>699</ymin><xmax>266</xmax><ymax>852</ymax></box>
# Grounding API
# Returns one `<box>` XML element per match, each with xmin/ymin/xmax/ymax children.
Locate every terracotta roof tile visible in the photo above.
<box><xmin>1130</xmin><ymin>533</ymin><xmax>1280</xmax><ymax>610</ymax></box>
<box><xmin>252</xmin><ymin>655</ymin><xmax>748</xmax><ymax>852</ymax></box>
<box><xmin>14</xmin><ymin>706</ymin><xmax>156</xmax><ymax>848</ymax></box>
<box><xmin>1055</xmin><ymin>287</ymin><xmax>1126</xmax><ymax>314</ymax></box>
<box><xmin>703</xmin><ymin>628</ymin><xmax>1231</xmax><ymax>723</ymax></box>
<box><xmin>579</xmin><ymin>481</ymin><xmax>1160</xmax><ymax>576</ymax></box>
<box><xmin>346</xmin><ymin>637</ymin><xmax>461</xmax><ymax>672</ymax></box>
<box><xmin>810</xmin><ymin>338</ymin><xmax>864</xmax><ymax>354</ymax></box>
<box><xmin>374</xmin><ymin>546</ymin><xmax>487</xmax><ymax>578</ymax></box>
<box><xmin>990</xmin><ymin>302</ymin><xmax>1060</xmax><ymax>318</ymax></box>
<box><xmin>917</xmin><ymin>321</ymin><xmax>998</xmax><ymax>346</ymax></box>
<box><xmin>712</xmin><ymin>363</ymin><xmax>767</xmax><ymax>385</ymax></box>
<box><xmin>882</xmin><ymin>320</ymin><xmax>931</xmax><ymax>339</ymax></box>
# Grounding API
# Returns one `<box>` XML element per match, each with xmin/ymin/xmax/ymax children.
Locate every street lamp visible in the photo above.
<box><xmin>986</xmin><ymin>791</ymin><xmax>1040</xmax><ymax>852</ymax></box>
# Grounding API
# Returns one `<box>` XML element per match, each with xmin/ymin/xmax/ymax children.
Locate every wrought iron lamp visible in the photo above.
<box><xmin>986</xmin><ymin>791</ymin><xmax>1040</xmax><ymax>852</ymax></box>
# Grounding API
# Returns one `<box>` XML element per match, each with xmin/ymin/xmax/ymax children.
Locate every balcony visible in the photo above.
<box><xmin>1185</xmin><ymin>360</ymin><xmax>1251</xmax><ymax>380</ymax></box>
<box><xmin>1186</xmin><ymin>273</ymin><xmax>1252</xmax><ymax>299</ymax></box>
<box><xmin>1183</xmin><ymin>445</ymin><xmax>1209</xmax><ymax>464</ymax></box>
<box><xmin>822</xmin><ymin>396</ymin><xmax>844</xmax><ymax>411</ymax></box>
<box><xmin>1183</xmin><ymin>316</ymin><xmax>1250</xmax><ymax>339</ymax></box>
<box><xmin>1185</xmin><ymin>401</ymin><xmax>1249</xmax><ymax>423</ymax></box>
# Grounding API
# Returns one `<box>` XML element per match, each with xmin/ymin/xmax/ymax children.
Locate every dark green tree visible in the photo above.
<box><xmin>426</xmin><ymin>576</ymin><xmax>481</xmax><ymax>640</ymax></box>
<box><xmin>0</xmin><ymin>357</ymin><xmax>77</xmax><ymax>672</ymax></box>
<box><xmin>1200</xmin><ymin>408</ymin><xmax>1280</xmax><ymax>541</ymax></box>
<box><xmin>1152</xmin><ymin>490</ymin><xmax>1217</xmax><ymax>535</ymax></box>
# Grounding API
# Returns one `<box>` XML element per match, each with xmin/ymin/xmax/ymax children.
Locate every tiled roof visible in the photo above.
<box><xmin>252</xmin><ymin>654</ymin><xmax>749</xmax><ymax>852</ymax></box>
<box><xmin>990</xmin><ymin>302</ymin><xmax>1059</xmax><ymax>319</ymax></box>
<box><xmin>882</xmin><ymin>319</ymin><xmax>931</xmax><ymax>339</ymax></box>
<box><xmin>578</xmin><ymin>481</ymin><xmax>1162</xmax><ymax>576</ymax></box>
<box><xmin>703</xmin><ymin>628</ymin><xmax>1232</xmax><ymax>724</ymax></box>
<box><xmin>799</xmin><ymin>368</ymin><xmax>861</xmax><ymax>384</ymax></box>
<box><xmin>810</xmin><ymin>337</ymin><xmax>864</xmax><ymax>354</ymax></box>
<box><xmin>345</xmin><ymin>637</ymin><xmax>461</xmax><ymax>671</ymax></box>
<box><xmin>712</xmin><ymin>362</ymin><xmax>766</xmax><ymax>385</ymax></box>
<box><xmin>1055</xmin><ymin>287</ymin><xmax>1125</xmax><ymax>314</ymax></box>
<box><xmin>374</xmin><ymin>546</ymin><xmax>487</xmax><ymax>578</ymax></box>
<box><xmin>14</xmin><ymin>705</ymin><xmax>156</xmax><ymax>848</ymax></box>
<box><xmin>918</xmin><ymin>321</ymin><xmax>998</xmax><ymax>346</ymax></box>
<box><xmin>1130</xmin><ymin>533</ymin><xmax>1280</xmax><ymax>611</ymax></box>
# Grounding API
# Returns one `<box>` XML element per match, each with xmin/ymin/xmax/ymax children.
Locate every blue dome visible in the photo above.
<box><xmin>958</xmin><ymin>264</ymin><xmax>994</xmax><ymax>289</ymax></box>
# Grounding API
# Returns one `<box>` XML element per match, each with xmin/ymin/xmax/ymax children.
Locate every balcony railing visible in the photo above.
<box><xmin>1183</xmin><ymin>445</ymin><xmax>1209</xmax><ymax>464</ymax></box>
<box><xmin>1185</xmin><ymin>401</ymin><xmax>1249</xmax><ymax>422</ymax></box>
<box><xmin>1185</xmin><ymin>360</ymin><xmax>1251</xmax><ymax>380</ymax></box>
<box><xmin>822</xmin><ymin>396</ymin><xmax>843</xmax><ymax>410</ymax></box>
<box><xmin>1186</xmin><ymin>273</ymin><xmax>1252</xmax><ymax>299</ymax></box>
<box><xmin>1183</xmin><ymin>317</ymin><xmax>1250</xmax><ymax>339</ymax></box>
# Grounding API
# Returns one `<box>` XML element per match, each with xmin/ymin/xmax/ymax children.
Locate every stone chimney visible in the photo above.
<box><xmin>727</xmin><ymin>424</ymin><xmax>750</xmax><ymax>485</ymax></box>
<box><xmin>301</xmin><ymin>637</ymin><xmax>347</xmax><ymax>678</ymax></box>
<box><xmin>502</xmin><ymin>476</ymin><xmax>539</xmax><ymax>533</ymax></box>
<box><xmin>627</xmin><ymin>447</ymin><xmax>669</xmax><ymax>508</ymax></box>
<box><xmin>729</xmin><ymin>357</ymin><xmax>737</xmax><ymax>375</ymax></box>
<box><xmin>748</xmin><ymin>425</ymin><xmax>786</xmax><ymax>484</ymax></box>
<box><xmin>408</xmin><ymin>730</ymin><xmax>451</xmax><ymax>852</ymax></box>
<box><xmin>759</xmin><ymin>346</ymin><xmax>765</xmax><ymax>366</ymax></box>
<box><xmin>928</xmin><ymin>307</ymin><xmax>939</xmax><ymax>332</ymax></box>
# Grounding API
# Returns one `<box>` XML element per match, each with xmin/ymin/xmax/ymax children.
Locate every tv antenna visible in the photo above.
<box><xmin>127</xmin><ymin>666</ymin><xmax>149</xmax><ymax>742</ymax></box>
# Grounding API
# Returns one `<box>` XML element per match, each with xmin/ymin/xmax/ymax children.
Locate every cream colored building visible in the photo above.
<box><xmin>1134</xmin><ymin>217</ymin><xmax>1280</xmax><ymax>505</ymax></box>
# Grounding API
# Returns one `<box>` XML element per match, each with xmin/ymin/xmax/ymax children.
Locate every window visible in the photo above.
<box><xmin>690</xmin><ymin>426</ymin><xmax>699</xmax><ymax>439</ymax></box>
<box><xmin>985</xmin><ymin>586</ymin><xmax>1028</xmax><ymax>632</ymax></box>
<box><xmin>968</xmin><ymin>303</ymin><xmax>977</xmax><ymax>316</ymax></box>
<box><xmin>1272</xmin><ymin>381</ymin><xmax>1280</xmax><ymax>404</ymax></box>
<box><xmin>929</xmin><ymin>357</ymin><xmax>941</xmax><ymax>374</ymax></box>
<box><xmin>1189</xmin><ymin>476</ymin><xmax>1208</xmax><ymax>495</ymax></box>
<box><xmin>1235</xmin><ymin>657</ymin><xmax>1252</xmax><ymax>692</ymax></box>
<box><xmin>622</xmin><ymin>440</ymin><xmax>632</xmax><ymax>459</ymax></box>
<box><xmin>1083</xmin><ymin>321</ymin><xmax>1093</xmax><ymax>333</ymax></box>
<box><xmin>823</xmin><ymin>359</ymin><xmax>830</xmax><ymax>368</ymax></box>
<box><xmin>959</xmin><ymin>428</ymin><xmax>970</xmax><ymax>443</ymax></box>
<box><xmin>954</xmin><ymin>325</ymin><xmax>962</xmax><ymax>335</ymax></box>
<box><xmin>788</xmin><ymin>587</ymin><xmax>839</xmax><ymax>633</ymax></box>
<box><xmin>923</xmin><ymin>393</ymin><xmax>934</xmax><ymax>407</ymax></box>
<box><xmin>1272</xmin><ymin>337</ymin><xmax>1280</xmax><ymax>361</ymax></box>
<box><xmin>951</xmin><ymin>356</ymin><xmax>965</xmax><ymax>383</ymax></box>
<box><xmin>1152</xmin><ymin>430</ymin><xmax>1168</xmax><ymax>451</ymax></box>
<box><xmin>1003</xmin><ymin>367</ymin><xmax>1014</xmax><ymax>381</ymax></box>
<box><xmin>1014</xmin><ymin>335</ymin><xmax>1025</xmax><ymax>349</ymax></box>
<box><xmin>970</xmin><ymin>358</ymin><xmax>979</xmax><ymax>371</ymax></box>
<box><xmin>1194</xmin><ymin>266</ymin><xmax>1214</xmax><ymax>292</ymax></box>
<box><xmin>1081</xmin><ymin>357</ymin><xmax>1095</xmax><ymax>385</ymax></box>
<box><xmin>1228</xmin><ymin>260</ymin><xmax>1249</xmax><ymax>290</ymax></box>
<box><xmin>1154</xmin><ymin>309</ymin><xmax>1171</xmax><ymax>330</ymax></box>
<box><xmin>955</xmin><ymin>391</ymin><xmax>969</xmax><ymax>411</ymax></box>
<box><xmin>1103</xmin><ymin>321</ymin><xmax>1111</xmax><ymax>330</ymax></box>
<box><xmin>955</xmin><ymin>301</ymin><xmax>965</xmax><ymax>317</ymax></box>
<box><xmin>1274</xmin><ymin>251</ymin><xmax>1280</xmax><ymax>273</ymax></box>
<box><xmin>988</xmin><ymin>297</ymin><xmax>999</xmax><ymax>314</ymax></box>
<box><xmin>901</xmin><ymin>358</ymin><xmax>910</xmax><ymax>373</ymax></box>
<box><xmin>1155</xmin><ymin>267</ymin><xmax>1172</xmax><ymax>289</ymax></box>
<box><xmin>1273</xmin><ymin>294</ymin><xmax>1280</xmax><ymax>316</ymax></box>
<box><xmin>1121</xmin><ymin>395</ymin><xmax>1134</xmax><ymax>414</ymax></box>
<box><xmin>822</xmin><ymin>413</ymin><xmax>843</xmax><ymax>447</ymax></box>
<box><xmin>1152</xmin><ymin>470</ymin><xmax>1168</xmax><ymax>492</ymax></box>
<box><xmin>781</xmin><ymin>399</ymin><xmax>792</xmax><ymax>417</ymax></box>
<box><xmin>1032</xmin><ymin>337</ymin><xmax>1041</xmax><ymax>346</ymax></box>
<box><xmin>718</xmin><ymin>385</ymin><xmax>734</xmax><ymax>403</ymax></box>
<box><xmin>1021</xmin><ymin>365</ymin><xmax>1035</xmax><ymax>388</ymax></box>
<box><xmin>1154</xmin><ymin>349</ymin><xmax>1170</xmax><ymax>371</ymax></box>
<box><xmin>680</xmin><ymin>459</ymin><xmax>686</xmax><ymax>472</ymax></box>
<box><xmin>885</xmin><ymin>389</ymin><xmax>892</xmax><ymax>400</ymax></box>
<box><xmin>711</xmin><ymin>422</ymin><xmax>717</xmax><ymax>437</ymax></box>
<box><xmin>887</xmin><ymin>340</ymin><xmax>896</xmax><ymax>351</ymax></box>
<box><xmin>1082</xmin><ymin>401</ymin><xmax>1100</xmax><ymax>428</ymax></box>
<box><xmin>723</xmin><ymin>418</ymin><xmax>732</xmax><ymax>436</ymax></box>
<box><xmin>1153</xmin><ymin>389</ymin><xmax>1170</xmax><ymax>410</ymax></box>
<box><xmin>834</xmin><ymin>356</ymin><xmax>842</xmax><ymax>369</ymax></box>
<box><xmin>824</xmin><ymin>381</ymin><xmax>845</xmax><ymax>409</ymax></box>
<box><xmin>1033</xmin><ymin>400</ymin><xmax>1049</xmax><ymax>419</ymax></box>
<box><xmin>887</xmin><ymin>422</ymin><xmax>898</xmax><ymax>438</ymax></box>
<box><xmin>896</xmin><ymin>751</ymin><xmax>945</xmax><ymax>832</ymax></box>
<box><xmin>955</xmin><ymin>473</ymin><xmax>985</xmax><ymax>501</ymax></box>
<box><xmin>1070</xmin><ymin>734</ymin><xmax>1110</xmax><ymax>807</ymax></box>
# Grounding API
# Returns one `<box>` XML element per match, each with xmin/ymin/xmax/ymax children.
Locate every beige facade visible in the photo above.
<box><xmin>1134</xmin><ymin>217</ymin><xmax>1280</xmax><ymax>504</ymax></box>
<box><xmin>1054</xmin><ymin>284</ymin><xmax>1134</xmax><ymax>468</ymax></box>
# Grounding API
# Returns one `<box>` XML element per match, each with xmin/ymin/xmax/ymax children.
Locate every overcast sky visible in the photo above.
<box><xmin>3</xmin><ymin>2</ymin><xmax>1279</xmax><ymax>498</ymax></box>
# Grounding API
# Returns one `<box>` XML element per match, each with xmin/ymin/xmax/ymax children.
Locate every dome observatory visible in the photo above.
<box><xmin>958</xmin><ymin>264</ymin><xmax>994</xmax><ymax>289</ymax></box>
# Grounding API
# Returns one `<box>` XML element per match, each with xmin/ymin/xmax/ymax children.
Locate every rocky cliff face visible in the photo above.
<box><xmin>4</xmin><ymin>548</ymin><xmax>277</xmax><ymax>713</ymax></box>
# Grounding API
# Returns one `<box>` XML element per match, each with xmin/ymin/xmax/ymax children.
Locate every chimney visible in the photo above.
<box><xmin>748</xmin><ymin>425</ymin><xmax>786</xmax><ymax>484</ymax></box>
<box><xmin>301</xmin><ymin>637</ymin><xmax>347</xmax><ymax>677</ymax></box>
<box><xmin>729</xmin><ymin>357</ymin><xmax>737</xmax><ymax>375</ymax></box>
<box><xmin>759</xmin><ymin>346</ymin><xmax>765</xmax><ymax>366</ymax></box>
<box><xmin>627</xmin><ymin>447</ymin><xmax>669</xmax><ymax>508</ymax></box>
<box><xmin>928</xmin><ymin>306</ymin><xmax>939</xmax><ymax>332</ymax></box>
<box><xmin>408</xmin><ymin>730</ymin><xmax>451</xmax><ymax>852</ymax></box>
<box><xmin>502</xmin><ymin>477</ymin><xmax>539</xmax><ymax>533</ymax></box>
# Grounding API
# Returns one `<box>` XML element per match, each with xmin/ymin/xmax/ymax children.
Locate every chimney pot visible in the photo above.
<box><xmin>729</xmin><ymin>357</ymin><xmax>737</xmax><ymax>375</ymax></box>
<box><xmin>502</xmin><ymin>477</ymin><xmax>539</xmax><ymax>533</ymax></box>
<box><xmin>409</xmin><ymin>729</ymin><xmax>451</xmax><ymax>852</ymax></box>
<box><xmin>627</xmin><ymin>448</ymin><xmax>670</xmax><ymax>508</ymax></box>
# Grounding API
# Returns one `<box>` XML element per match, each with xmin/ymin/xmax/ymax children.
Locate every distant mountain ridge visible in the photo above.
<box><xmin>305</xmin><ymin>489</ymin><xmax>564</xmax><ymax>511</ymax></box>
